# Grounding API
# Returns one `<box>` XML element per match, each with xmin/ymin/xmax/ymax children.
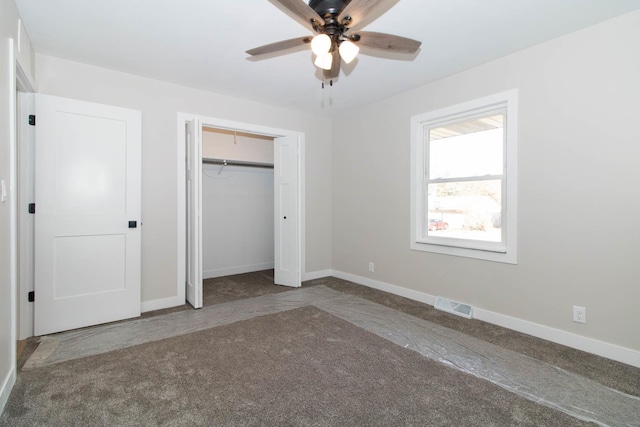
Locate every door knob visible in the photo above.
<box><xmin>128</xmin><ymin>221</ymin><xmax>137</xmax><ymax>228</ymax></box>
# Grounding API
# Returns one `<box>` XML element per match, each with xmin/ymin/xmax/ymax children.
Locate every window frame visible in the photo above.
<box><xmin>410</xmin><ymin>90</ymin><xmax>518</xmax><ymax>264</ymax></box>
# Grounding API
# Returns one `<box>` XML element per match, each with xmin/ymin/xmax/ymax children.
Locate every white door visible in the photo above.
<box><xmin>274</xmin><ymin>135</ymin><xmax>300</xmax><ymax>287</ymax></box>
<box><xmin>34</xmin><ymin>94</ymin><xmax>141</xmax><ymax>336</ymax></box>
<box><xmin>185</xmin><ymin>119</ymin><xmax>203</xmax><ymax>308</ymax></box>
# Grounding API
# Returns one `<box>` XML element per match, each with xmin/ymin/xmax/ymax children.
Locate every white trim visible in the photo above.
<box><xmin>302</xmin><ymin>269</ymin><xmax>333</xmax><ymax>281</ymax></box>
<box><xmin>176</xmin><ymin>117</ymin><xmax>187</xmax><ymax>304</ymax></box>
<box><xmin>331</xmin><ymin>270</ymin><xmax>640</xmax><ymax>368</ymax></box>
<box><xmin>140</xmin><ymin>295</ymin><xmax>185</xmax><ymax>313</ymax></box>
<box><xmin>0</xmin><ymin>368</ymin><xmax>16</xmax><ymax>415</ymax></box>
<box><xmin>332</xmin><ymin>270</ymin><xmax>436</xmax><ymax>306</ymax></box>
<box><xmin>177</xmin><ymin>113</ymin><xmax>306</xmax><ymax>305</ymax></box>
<box><xmin>15</xmin><ymin>55</ymin><xmax>36</xmax><ymax>342</ymax></box>
<box><xmin>16</xmin><ymin>92</ymin><xmax>34</xmax><ymax>340</ymax></box>
<box><xmin>410</xmin><ymin>89</ymin><xmax>518</xmax><ymax>264</ymax></box>
<box><xmin>2</xmin><ymin>39</ymin><xmax>18</xmax><ymax>414</ymax></box>
<box><xmin>16</xmin><ymin>57</ymin><xmax>35</xmax><ymax>93</ymax></box>
<box><xmin>473</xmin><ymin>308</ymin><xmax>640</xmax><ymax>368</ymax></box>
<box><xmin>298</xmin><ymin>139</ymin><xmax>306</xmax><ymax>283</ymax></box>
<box><xmin>9</xmin><ymin>39</ymin><xmax>17</xmax><ymax>365</ymax></box>
<box><xmin>204</xmin><ymin>263</ymin><xmax>275</xmax><ymax>280</ymax></box>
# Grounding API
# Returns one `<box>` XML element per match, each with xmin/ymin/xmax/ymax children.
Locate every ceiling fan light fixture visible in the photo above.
<box><xmin>246</xmin><ymin>0</ymin><xmax>422</xmax><ymax>84</ymax></box>
<box><xmin>339</xmin><ymin>40</ymin><xmax>359</xmax><ymax>64</ymax></box>
<box><xmin>311</xmin><ymin>34</ymin><xmax>332</xmax><ymax>56</ymax></box>
<box><xmin>314</xmin><ymin>52</ymin><xmax>333</xmax><ymax>70</ymax></box>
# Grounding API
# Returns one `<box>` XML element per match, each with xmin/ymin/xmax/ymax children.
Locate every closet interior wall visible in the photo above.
<box><xmin>201</xmin><ymin>127</ymin><xmax>275</xmax><ymax>279</ymax></box>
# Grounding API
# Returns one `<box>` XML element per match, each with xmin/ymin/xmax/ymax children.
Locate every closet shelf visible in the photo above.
<box><xmin>203</xmin><ymin>158</ymin><xmax>274</xmax><ymax>169</ymax></box>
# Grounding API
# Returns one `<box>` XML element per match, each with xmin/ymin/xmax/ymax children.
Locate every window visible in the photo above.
<box><xmin>410</xmin><ymin>90</ymin><xmax>518</xmax><ymax>263</ymax></box>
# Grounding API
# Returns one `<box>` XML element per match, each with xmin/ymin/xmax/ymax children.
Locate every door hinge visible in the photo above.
<box><xmin>28</xmin><ymin>115</ymin><xmax>36</xmax><ymax>126</ymax></box>
<box><xmin>28</xmin><ymin>203</ymin><xmax>35</xmax><ymax>214</ymax></box>
<box><xmin>28</xmin><ymin>291</ymin><xmax>35</xmax><ymax>302</ymax></box>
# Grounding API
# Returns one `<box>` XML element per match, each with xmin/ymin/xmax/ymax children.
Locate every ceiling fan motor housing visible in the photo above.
<box><xmin>309</xmin><ymin>0</ymin><xmax>352</xmax><ymax>47</ymax></box>
<box><xmin>308</xmin><ymin>0</ymin><xmax>349</xmax><ymax>17</ymax></box>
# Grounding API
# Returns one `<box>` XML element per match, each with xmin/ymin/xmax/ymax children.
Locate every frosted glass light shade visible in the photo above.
<box><xmin>314</xmin><ymin>52</ymin><xmax>333</xmax><ymax>70</ymax></box>
<box><xmin>311</xmin><ymin>34</ymin><xmax>331</xmax><ymax>55</ymax></box>
<box><xmin>339</xmin><ymin>40</ymin><xmax>359</xmax><ymax>64</ymax></box>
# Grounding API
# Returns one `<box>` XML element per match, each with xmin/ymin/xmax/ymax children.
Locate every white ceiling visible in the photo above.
<box><xmin>15</xmin><ymin>0</ymin><xmax>640</xmax><ymax>117</ymax></box>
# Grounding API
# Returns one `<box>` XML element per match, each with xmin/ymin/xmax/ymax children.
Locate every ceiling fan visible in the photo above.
<box><xmin>246</xmin><ymin>0</ymin><xmax>421</xmax><ymax>84</ymax></box>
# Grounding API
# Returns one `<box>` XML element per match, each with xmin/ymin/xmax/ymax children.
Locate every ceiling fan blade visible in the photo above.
<box><xmin>323</xmin><ymin>49</ymin><xmax>341</xmax><ymax>80</ymax></box>
<box><xmin>337</xmin><ymin>0</ymin><xmax>400</xmax><ymax>31</ymax></box>
<box><xmin>354</xmin><ymin>31</ymin><xmax>421</xmax><ymax>54</ymax></box>
<box><xmin>269</xmin><ymin>0</ymin><xmax>325</xmax><ymax>31</ymax></box>
<box><xmin>246</xmin><ymin>37</ymin><xmax>312</xmax><ymax>57</ymax></box>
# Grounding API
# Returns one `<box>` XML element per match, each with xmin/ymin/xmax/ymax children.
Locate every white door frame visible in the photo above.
<box><xmin>16</xmin><ymin>58</ymin><xmax>36</xmax><ymax>340</ymax></box>
<box><xmin>185</xmin><ymin>118</ymin><xmax>202</xmax><ymax>308</ymax></box>
<box><xmin>2</xmin><ymin>40</ymin><xmax>18</xmax><ymax>410</ymax></box>
<box><xmin>33</xmin><ymin>94</ymin><xmax>142</xmax><ymax>336</ymax></box>
<box><xmin>176</xmin><ymin>113</ymin><xmax>305</xmax><ymax>304</ymax></box>
<box><xmin>16</xmin><ymin>91</ymin><xmax>35</xmax><ymax>340</ymax></box>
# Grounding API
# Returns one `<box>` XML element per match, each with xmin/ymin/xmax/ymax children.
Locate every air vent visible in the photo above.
<box><xmin>434</xmin><ymin>296</ymin><xmax>473</xmax><ymax>319</ymax></box>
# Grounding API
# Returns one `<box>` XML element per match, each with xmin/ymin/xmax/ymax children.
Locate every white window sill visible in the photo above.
<box><xmin>411</xmin><ymin>241</ymin><xmax>517</xmax><ymax>264</ymax></box>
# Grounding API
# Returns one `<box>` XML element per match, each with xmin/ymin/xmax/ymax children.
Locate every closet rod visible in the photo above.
<box><xmin>202</xmin><ymin>158</ymin><xmax>274</xmax><ymax>169</ymax></box>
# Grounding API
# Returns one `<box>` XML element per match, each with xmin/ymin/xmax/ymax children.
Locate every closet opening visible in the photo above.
<box><xmin>180</xmin><ymin>114</ymin><xmax>303</xmax><ymax>310</ymax></box>
<box><xmin>200</xmin><ymin>127</ymin><xmax>278</xmax><ymax>306</ymax></box>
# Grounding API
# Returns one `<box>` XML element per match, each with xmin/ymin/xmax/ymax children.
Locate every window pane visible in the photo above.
<box><xmin>426</xmin><ymin>180</ymin><xmax>502</xmax><ymax>242</ymax></box>
<box><xmin>428</xmin><ymin>115</ymin><xmax>504</xmax><ymax>179</ymax></box>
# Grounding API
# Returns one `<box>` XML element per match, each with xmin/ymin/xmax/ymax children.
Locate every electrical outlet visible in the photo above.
<box><xmin>573</xmin><ymin>306</ymin><xmax>586</xmax><ymax>324</ymax></box>
<box><xmin>368</xmin><ymin>262</ymin><xmax>375</xmax><ymax>273</ymax></box>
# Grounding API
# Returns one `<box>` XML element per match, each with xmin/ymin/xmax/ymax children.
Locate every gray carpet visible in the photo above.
<box><xmin>2</xmin><ymin>306</ymin><xmax>591</xmax><ymax>426</ymax></box>
<box><xmin>308</xmin><ymin>277</ymin><xmax>640</xmax><ymax>398</ymax></box>
<box><xmin>7</xmin><ymin>271</ymin><xmax>640</xmax><ymax>426</ymax></box>
<box><xmin>121</xmin><ymin>271</ymin><xmax>640</xmax><ymax>398</ymax></box>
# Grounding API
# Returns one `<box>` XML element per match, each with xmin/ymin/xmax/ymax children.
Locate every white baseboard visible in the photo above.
<box><xmin>0</xmin><ymin>367</ymin><xmax>16</xmax><ymax>414</ymax></box>
<box><xmin>473</xmin><ymin>308</ymin><xmax>640</xmax><ymax>368</ymax></box>
<box><xmin>332</xmin><ymin>270</ymin><xmax>437</xmax><ymax>306</ymax></box>
<box><xmin>140</xmin><ymin>295</ymin><xmax>185</xmax><ymax>313</ymax></box>
<box><xmin>302</xmin><ymin>269</ymin><xmax>333</xmax><ymax>281</ymax></box>
<box><xmin>203</xmin><ymin>263</ymin><xmax>274</xmax><ymax>280</ymax></box>
<box><xmin>331</xmin><ymin>270</ymin><xmax>640</xmax><ymax>368</ymax></box>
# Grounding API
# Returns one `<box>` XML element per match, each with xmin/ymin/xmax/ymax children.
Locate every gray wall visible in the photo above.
<box><xmin>332</xmin><ymin>11</ymin><xmax>640</xmax><ymax>352</ymax></box>
<box><xmin>4</xmin><ymin>8</ymin><xmax>639</xmax><ymax>410</ymax></box>
<box><xmin>35</xmin><ymin>54</ymin><xmax>333</xmax><ymax>304</ymax></box>
<box><xmin>0</xmin><ymin>0</ymin><xmax>36</xmax><ymax>409</ymax></box>
<box><xmin>201</xmin><ymin>164</ymin><xmax>275</xmax><ymax>278</ymax></box>
<box><xmin>201</xmin><ymin>129</ymin><xmax>275</xmax><ymax>278</ymax></box>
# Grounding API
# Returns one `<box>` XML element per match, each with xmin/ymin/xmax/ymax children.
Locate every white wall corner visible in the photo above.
<box><xmin>0</xmin><ymin>368</ymin><xmax>16</xmax><ymax>415</ymax></box>
<box><xmin>141</xmin><ymin>295</ymin><xmax>185</xmax><ymax>314</ymax></box>
<box><xmin>332</xmin><ymin>270</ymin><xmax>437</xmax><ymax>306</ymax></box>
<box><xmin>16</xmin><ymin>57</ymin><xmax>36</xmax><ymax>93</ymax></box>
<box><xmin>330</xmin><ymin>270</ymin><xmax>640</xmax><ymax>368</ymax></box>
<box><xmin>302</xmin><ymin>269</ymin><xmax>333</xmax><ymax>282</ymax></box>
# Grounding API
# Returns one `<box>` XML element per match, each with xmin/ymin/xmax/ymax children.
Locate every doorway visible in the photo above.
<box><xmin>201</xmin><ymin>128</ymin><xmax>275</xmax><ymax>280</ymax></box>
<box><xmin>177</xmin><ymin>114</ymin><xmax>305</xmax><ymax>309</ymax></box>
<box><xmin>15</xmin><ymin>83</ymin><xmax>142</xmax><ymax>339</ymax></box>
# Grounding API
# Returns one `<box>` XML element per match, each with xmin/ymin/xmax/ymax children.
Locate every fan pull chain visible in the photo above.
<box><xmin>329</xmin><ymin>78</ymin><xmax>333</xmax><ymax>105</ymax></box>
<box><xmin>321</xmin><ymin>79</ymin><xmax>334</xmax><ymax>89</ymax></box>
